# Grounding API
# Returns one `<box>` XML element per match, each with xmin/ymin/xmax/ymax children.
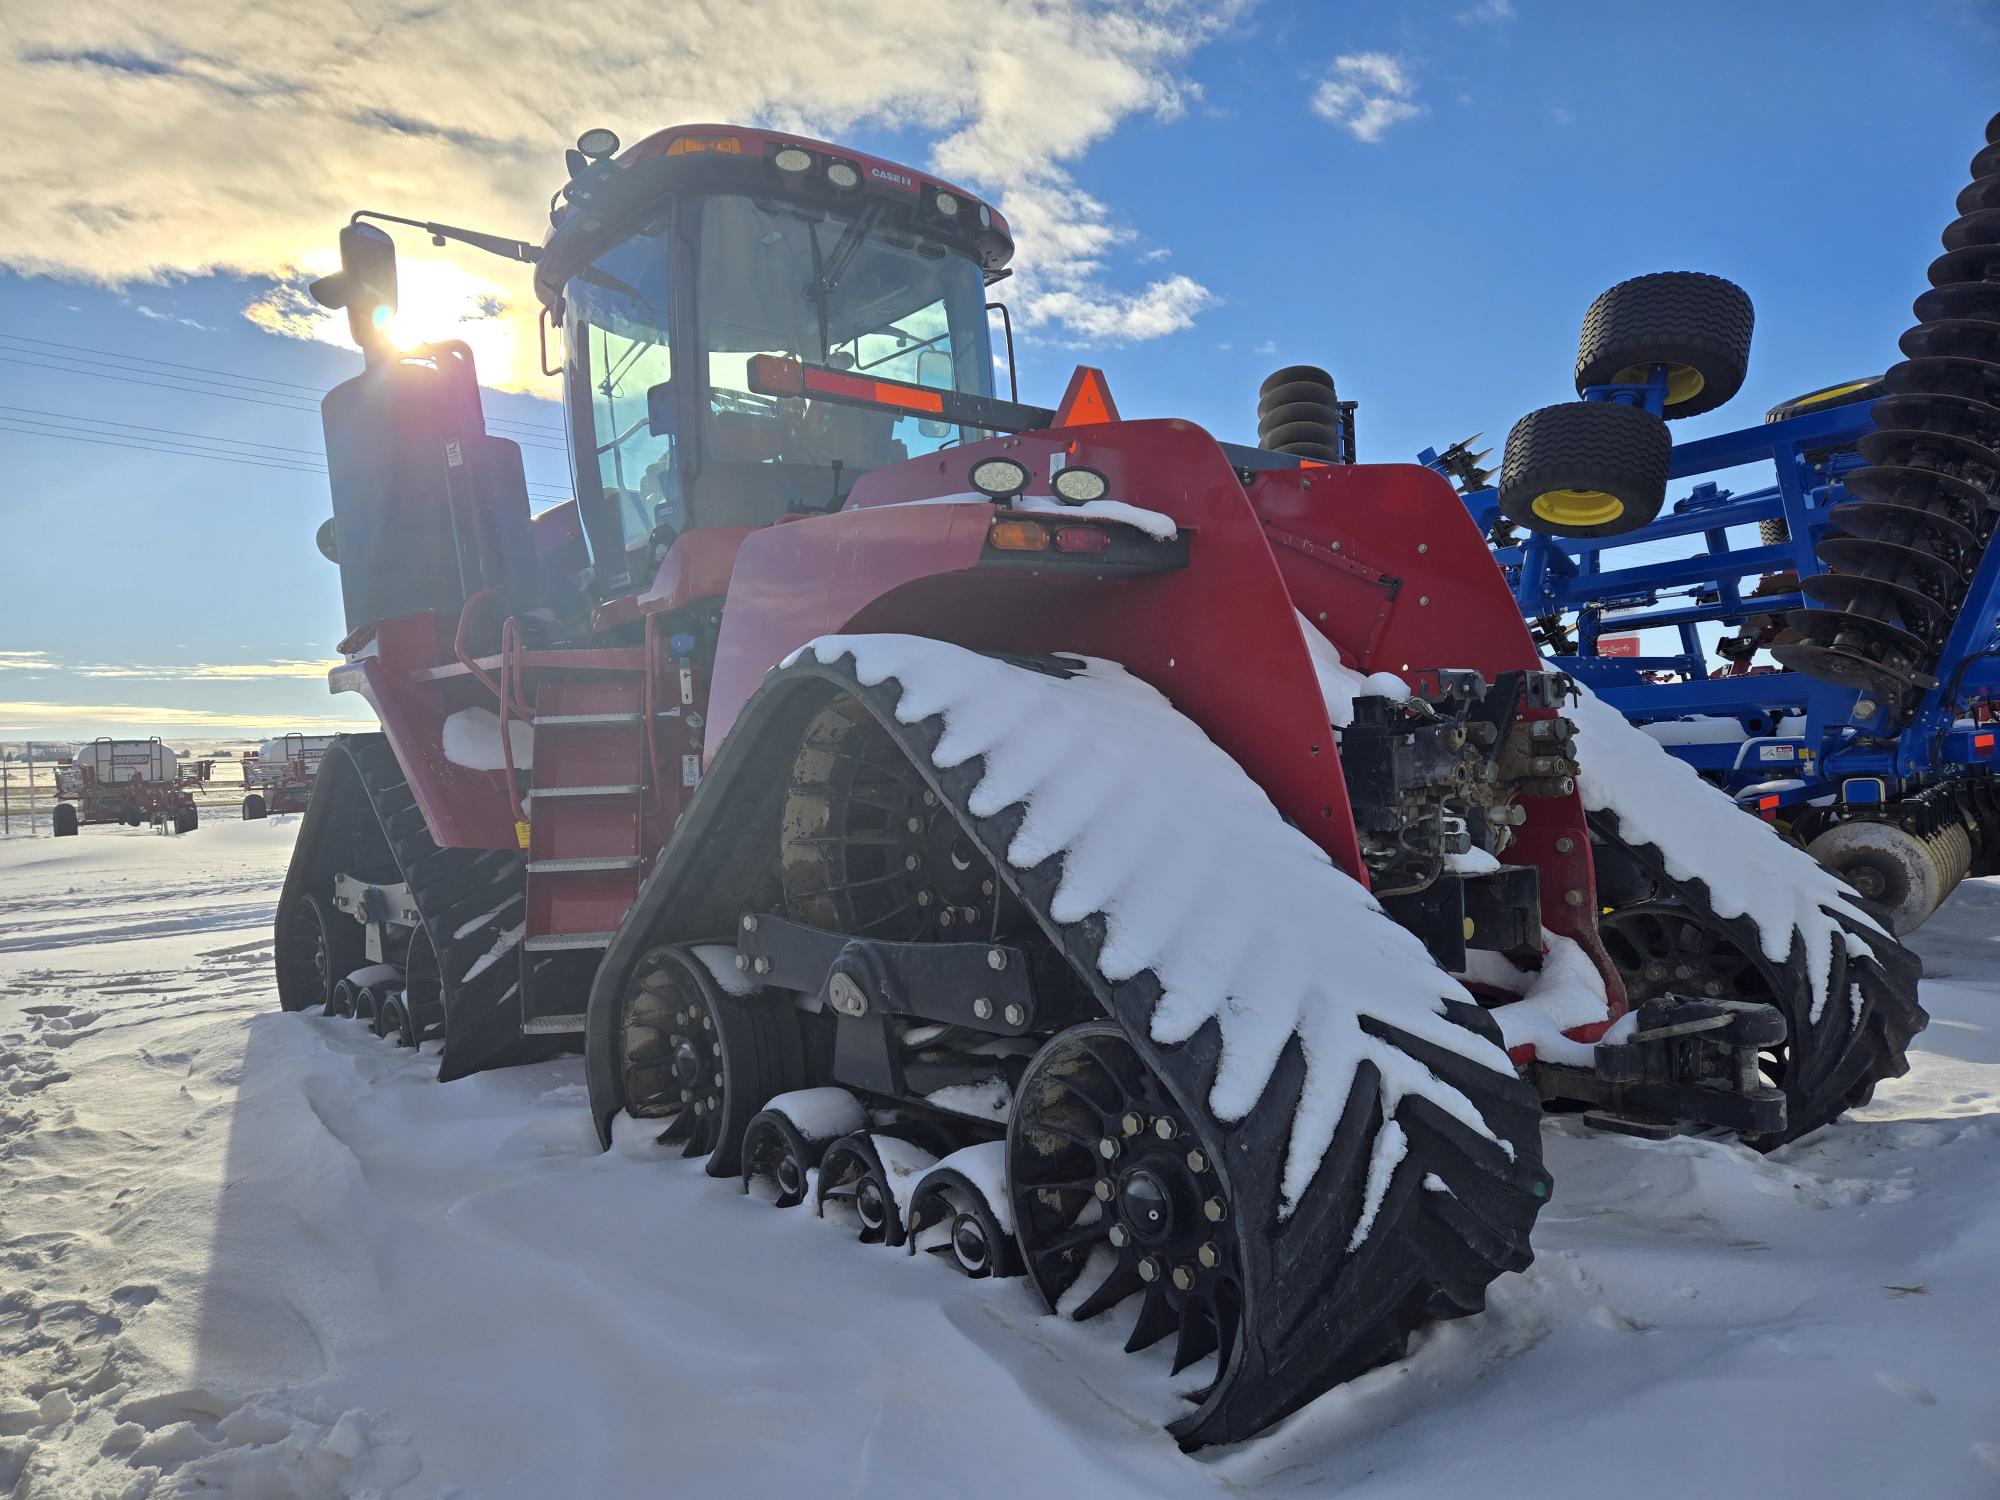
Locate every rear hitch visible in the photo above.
<box><xmin>1530</xmin><ymin>996</ymin><xmax>1788</xmax><ymax>1140</ymax></box>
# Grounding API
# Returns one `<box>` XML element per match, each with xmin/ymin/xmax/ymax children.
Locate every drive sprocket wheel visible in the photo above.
<box><xmin>284</xmin><ymin>892</ymin><xmax>351</xmax><ymax>1013</ymax></box>
<box><xmin>614</xmin><ymin>945</ymin><xmax>801</xmax><ymax>1177</ymax></box>
<box><xmin>1010</xmin><ymin>1024</ymin><xmax>1245</xmax><ymax>1388</ymax></box>
<box><xmin>1591</xmin><ymin>812</ymin><xmax>1926</xmax><ymax>1147</ymax></box>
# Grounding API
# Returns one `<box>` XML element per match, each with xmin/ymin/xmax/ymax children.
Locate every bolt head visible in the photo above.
<box><xmin>916</xmin><ymin>890</ymin><xmax>933</xmax><ymax>907</ymax></box>
<box><xmin>923</xmin><ymin>790</ymin><xmax>938</xmax><ymax>807</ymax></box>
<box><xmin>692</xmin><ymin>1099</ymin><xmax>705</xmax><ymax>1116</ymax></box>
<box><xmin>1203</xmin><ymin>1196</ymin><xmax>1227</xmax><ymax>1223</ymax></box>
<box><xmin>939</xmin><ymin>910</ymin><xmax>955</xmax><ymax>928</ymax></box>
<box><xmin>1171</xmin><ymin>1266</ymin><xmax>1195</xmax><ymax>1291</ymax></box>
<box><xmin>1121</xmin><ymin>1112</ymin><xmax>1145</xmax><ymax>1137</ymax></box>
<box><xmin>1153</xmin><ymin>1117</ymin><xmax>1178</xmax><ymax>1141</ymax></box>
<box><xmin>1108</xmin><ymin>1224</ymin><xmax>1128</xmax><ymax>1248</ymax></box>
<box><xmin>905</xmin><ymin>854</ymin><xmax>921</xmax><ymax>871</ymax></box>
<box><xmin>733</xmin><ymin>954</ymin><xmax>749</xmax><ymax>972</ymax></box>
<box><xmin>1563</xmin><ymin>889</ymin><xmax>1583</xmax><ymax>907</ymax></box>
<box><xmin>1136</xmin><ymin>1257</ymin><xmax>1159</xmax><ymax>1282</ymax></box>
<box><xmin>1094</xmin><ymin>1178</ymin><xmax>1115</xmax><ymax>1201</ymax></box>
<box><xmin>1186</xmin><ymin>1148</ymin><xmax>1209</xmax><ymax>1174</ymax></box>
<box><xmin>702</xmin><ymin>1013</ymin><xmax>715</xmax><ymax>1030</ymax></box>
<box><xmin>1003</xmin><ymin>1002</ymin><xmax>1025</xmax><ymax>1026</ymax></box>
<box><xmin>987</xmin><ymin>948</ymin><xmax>1007</xmax><ymax>971</ymax></box>
<box><xmin>1197</xmin><ymin>1241</ymin><xmax>1220</xmax><ymax>1269</ymax></box>
<box><xmin>981</xmin><ymin>879</ymin><xmax>995</xmax><ymax>896</ymax></box>
<box><xmin>740</xmin><ymin>913</ymin><xmax>758</xmax><ymax>932</ymax></box>
<box><xmin>680</xmin><ymin>1088</ymin><xmax>692</xmax><ymax>1102</ymax></box>
<box><xmin>1555</xmin><ymin>836</ymin><xmax>1574</xmax><ymax>854</ymax></box>
<box><xmin>752</xmin><ymin>956</ymin><xmax>771</xmax><ymax>975</ymax></box>
<box><xmin>907</xmin><ymin>815</ymin><xmax>923</xmax><ymax>833</ymax></box>
<box><xmin>1702</xmin><ymin>981</ymin><xmax>1722</xmax><ymax>997</ymax></box>
<box><xmin>712</xmin><ymin>1072</ymin><xmax>723</xmax><ymax>1088</ymax></box>
<box><xmin>1099</xmin><ymin>1137</ymin><xmax>1121</xmax><ymax>1160</ymax></box>
<box><xmin>972</xmin><ymin>997</ymin><xmax>993</xmax><ymax>1020</ymax></box>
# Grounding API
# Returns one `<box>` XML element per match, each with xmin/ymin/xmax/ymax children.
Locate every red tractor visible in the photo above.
<box><xmin>240</xmin><ymin>732</ymin><xmax>333</xmax><ymax>819</ymax></box>
<box><xmin>277</xmin><ymin>123</ymin><xmax>1924</xmax><ymax>1447</ymax></box>
<box><xmin>54</xmin><ymin>737</ymin><xmax>205</xmax><ymax>835</ymax></box>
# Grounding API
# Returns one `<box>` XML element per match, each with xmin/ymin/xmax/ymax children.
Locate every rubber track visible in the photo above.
<box><xmin>279</xmin><ymin>733</ymin><xmax>542</xmax><ymax>1081</ymax></box>
<box><xmin>583</xmin><ymin>651</ymin><xmax>1551</xmax><ymax>1448</ymax></box>
<box><xmin>1588</xmin><ymin>805</ymin><xmax>1927</xmax><ymax>1146</ymax></box>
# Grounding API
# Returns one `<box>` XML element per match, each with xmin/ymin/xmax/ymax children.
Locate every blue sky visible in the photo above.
<box><xmin>0</xmin><ymin>0</ymin><xmax>1993</xmax><ymax>739</ymax></box>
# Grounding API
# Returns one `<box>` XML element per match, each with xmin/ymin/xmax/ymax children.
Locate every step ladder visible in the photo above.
<box><xmin>518</xmin><ymin>678</ymin><xmax>651</xmax><ymax>1034</ymax></box>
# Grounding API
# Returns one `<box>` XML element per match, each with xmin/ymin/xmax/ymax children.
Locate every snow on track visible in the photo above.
<box><xmin>2</xmin><ymin>806</ymin><xmax>1998</xmax><ymax>1496</ymax></box>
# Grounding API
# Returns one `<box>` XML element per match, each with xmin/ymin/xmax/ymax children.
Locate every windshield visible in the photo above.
<box><xmin>698</xmin><ymin>193</ymin><xmax>994</xmax><ymax>513</ymax></box>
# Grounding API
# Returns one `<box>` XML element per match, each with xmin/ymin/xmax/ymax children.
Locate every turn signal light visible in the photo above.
<box><xmin>988</xmin><ymin>519</ymin><xmax>1050</xmax><ymax>551</ymax></box>
<box><xmin>667</xmin><ymin>135</ymin><xmax>743</xmax><ymax>155</ymax></box>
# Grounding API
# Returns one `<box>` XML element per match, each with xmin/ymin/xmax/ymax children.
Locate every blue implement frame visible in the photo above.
<box><xmin>1425</xmin><ymin>376</ymin><xmax>2000</xmax><ymax>819</ymax></box>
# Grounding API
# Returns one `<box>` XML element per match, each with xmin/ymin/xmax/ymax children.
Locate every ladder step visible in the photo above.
<box><xmin>522</xmin><ymin>1013</ymin><xmax>588</xmax><ymax>1035</ymax></box>
<box><xmin>523</xmin><ymin>784</ymin><xmax>643</xmax><ymax>800</ymax></box>
<box><xmin>534</xmin><ymin>712</ymin><xmax>643</xmax><ymax>727</ymax></box>
<box><xmin>524</xmin><ymin>932</ymin><xmax>616</xmax><ymax>952</ymax></box>
<box><xmin>527</xmin><ymin>856</ymin><xmax>642</xmax><ymax>873</ymax></box>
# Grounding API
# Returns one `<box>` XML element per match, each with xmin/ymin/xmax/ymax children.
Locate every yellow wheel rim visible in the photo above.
<box><xmin>1531</xmin><ymin>488</ymin><xmax>1626</xmax><ymax>528</ymax></box>
<box><xmin>1613</xmin><ymin>361</ymin><xmax>1707</xmax><ymax>406</ymax></box>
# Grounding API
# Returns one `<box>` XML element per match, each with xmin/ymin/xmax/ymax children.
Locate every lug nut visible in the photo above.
<box><xmin>981</xmin><ymin>879</ymin><xmax>995</xmax><ymax>896</ymax></box>
<box><xmin>1197</xmin><ymin>1241</ymin><xmax>1220</xmax><ymax>1269</ymax></box>
<box><xmin>916</xmin><ymin>890</ymin><xmax>933</xmax><ymax>907</ymax></box>
<box><xmin>702</xmin><ymin>1013</ymin><xmax>715</xmax><ymax>1030</ymax></box>
<box><xmin>939</xmin><ymin>910</ymin><xmax>955</xmax><ymax>928</ymax></box>
<box><xmin>680</xmin><ymin>1088</ymin><xmax>692</xmax><ymax>1102</ymax></box>
<box><xmin>1154</xmin><ymin>1117</ymin><xmax>1178</xmax><ymax>1141</ymax></box>
<box><xmin>1120</xmin><ymin>1112</ymin><xmax>1145</xmax><ymax>1136</ymax></box>
<box><xmin>905</xmin><ymin>854</ymin><xmax>921</xmax><ymax>871</ymax></box>
<box><xmin>923</xmin><ymin>790</ymin><xmax>938</xmax><ymax>807</ymax></box>
<box><xmin>1136</xmin><ymin>1257</ymin><xmax>1160</xmax><ymax>1282</ymax></box>
<box><xmin>1094</xmin><ymin>1179</ymin><xmax>1114</xmax><ymax>1201</ymax></box>
<box><xmin>1203</xmin><ymin>1196</ymin><xmax>1227</xmax><ymax>1223</ymax></box>
<box><xmin>1099</xmin><ymin>1137</ymin><xmax>1121</xmax><ymax>1160</ymax></box>
<box><xmin>1108</xmin><ymin>1224</ymin><xmax>1129</xmax><ymax>1248</ymax></box>
<box><xmin>1186</xmin><ymin>1148</ymin><xmax>1209</xmax><ymax>1173</ymax></box>
<box><xmin>712</xmin><ymin>1072</ymin><xmax>723</xmax><ymax>1088</ymax></box>
<box><xmin>692</xmin><ymin>1099</ymin><xmax>705</xmax><ymax>1116</ymax></box>
<box><xmin>987</xmin><ymin>949</ymin><xmax>1007</xmax><ymax>971</ymax></box>
<box><xmin>1171</xmin><ymin>1266</ymin><xmax>1196</xmax><ymax>1291</ymax></box>
<box><xmin>972</xmin><ymin>997</ymin><xmax>994</xmax><ymax>1020</ymax></box>
<box><xmin>907</xmin><ymin>816</ymin><xmax>923</xmax><ymax>833</ymax></box>
<box><xmin>740</xmin><ymin>914</ymin><xmax>758</xmax><ymax>932</ymax></box>
<box><xmin>1003</xmin><ymin>1002</ymin><xmax>1025</xmax><ymax>1026</ymax></box>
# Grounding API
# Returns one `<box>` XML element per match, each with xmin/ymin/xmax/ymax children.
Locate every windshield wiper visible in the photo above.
<box><xmin>802</xmin><ymin>203</ymin><xmax>884</xmax><ymax>359</ymax></box>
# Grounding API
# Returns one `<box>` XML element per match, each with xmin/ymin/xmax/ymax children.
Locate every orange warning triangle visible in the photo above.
<box><xmin>1054</xmin><ymin>366</ymin><xmax>1119</xmax><ymax>427</ymax></box>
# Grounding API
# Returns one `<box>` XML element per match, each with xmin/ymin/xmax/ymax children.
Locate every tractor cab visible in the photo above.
<box><xmin>536</xmin><ymin>126</ymin><xmax>1014</xmax><ymax>597</ymax></box>
<box><xmin>312</xmin><ymin>125</ymin><xmax>1014</xmax><ymax>635</ymax></box>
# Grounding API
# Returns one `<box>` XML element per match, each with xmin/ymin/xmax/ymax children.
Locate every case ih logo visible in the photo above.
<box><xmin>869</xmin><ymin>165</ymin><xmax>914</xmax><ymax>189</ymax></box>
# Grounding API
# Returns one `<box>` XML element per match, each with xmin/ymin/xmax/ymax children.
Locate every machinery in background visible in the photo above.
<box><xmin>240</xmin><ymin>733</ymin><xmax>335</xmax><ymax>819</ymax></box>
<box><xmin>1437</xmin><ymin>110</ymin><xmax>2000</xmax><ymax>934</ymax></box>
<box><xmin>52</xmin><ymin>738</ymin><xmax>208</xmax><ymax>835</ymax></box>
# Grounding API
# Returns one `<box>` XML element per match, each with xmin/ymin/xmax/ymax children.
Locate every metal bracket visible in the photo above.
<box><xmin>1531</xmin><ymin>995</ymin><xmax>1788</xmax><ymax>1138</ymax></box>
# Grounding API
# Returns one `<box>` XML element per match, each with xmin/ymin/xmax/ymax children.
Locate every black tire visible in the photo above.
<box><xmin>1764</xmin><ymin>376</ymin><xmax>1882</xmax><ymax>425</ymax></box>
<box><xmin>1498</xmin><ymin>400</ymin><xmax>1671</xmax><ymax>538</ymax></box>
<box><xmin>1575</xmin><ymin>271</ymin><xmax>1754</xmax><ymax>418</ymax></box>
<box><xmin>178</xmin><ymin>807</ymin><xmax>199</xmax><ymax>834</ymax></box>
<box><xmin>243</xmin><ymin>793</ymin><xmax>268</xmax><ymax>820</ymax></box>
<box><xmin>1591</xmin><ymin>809</ymin><xmax>1926</xmax><ymax>1148</ymax></box>
<box><xmin>614</xmin><ymin>945</ymin><xmax>801</xmax><ymax>1178</ymax></box>
<box><xmin>53</xmin><ymin>803</ymin><xmax>78</xmax><ymax>837</ymax></box>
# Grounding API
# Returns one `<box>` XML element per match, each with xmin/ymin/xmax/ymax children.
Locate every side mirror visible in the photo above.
<box><xmin>647</xmin><ymin>379</ymin><xmax>677</xmax><ymax>437</ymax></box>
<box><xmin>314</xmin><ymin>516</ymin><xmax>338</xmax><ymax>562</ymax></box>
<box><xmin>309</xmin><ymin>222</ymin><xmax>399</xmax><ymax>355</ymax></box>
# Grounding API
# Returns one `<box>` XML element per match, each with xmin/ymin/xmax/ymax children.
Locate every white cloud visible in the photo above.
<box><xmin>1255</xmin><ymin>339</ymin><xmax>1276</xmax><ymax>355</ymax></box>
<box><xmin>75</xmin><ymin>660</ymin><xmax>340</xmax><ymax>681</ymax></box>
<box><xmin>0</xmin><ymin>651</ymin><xmax>57</xmax><ymax>672</ymax></box>
<box><xmin>0</xmin><ymin>1</ymin><xmax>1244</xmax><ymax>378</ymax></box>
<box><xmin>1311</xmin><ymin>53</ymin><xmax>1424</xmax><ymax>143</ymax></box>
<box><xmin>1458</xmin><ymin>0</ymin><xmax>1514</xmax><ymax>21</ymax></box>
<box><xmin>0</xmin><ymin>699</ymin><xmax>371</xmax><ymax>734</ymax></box>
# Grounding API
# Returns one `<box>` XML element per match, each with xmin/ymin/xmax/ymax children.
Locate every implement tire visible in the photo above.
<box><xmin>1499</xmin><ymin>400</ymin><xmax>1670</xmax><ymax>539</ymax></box>
<box><xmin>1591</xmin><ymin>807</ymin><xmax>1925</xmax><ymax>1147</ymax></box>
<box><xmin>1575</xmin><ymin>271</ymin><xmax>1754</xmax><ymax>418</ymax></box>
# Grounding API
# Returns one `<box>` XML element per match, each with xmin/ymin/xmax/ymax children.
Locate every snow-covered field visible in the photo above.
<box><xmin>2</xmin><ymin>823</ymin><xmax>1996</xmax><ymax>1498</ymax></box>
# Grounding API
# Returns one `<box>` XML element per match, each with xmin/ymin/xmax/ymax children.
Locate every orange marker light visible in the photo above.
<box><xmin>1977</xmin><ymin>732</ymin><xmax>1996</xmax><ymax>753</ymax></box>
<box><xmin>988</xmin><ymin>519</ymin><xmax>1050</xmax><ymax>551</ymax></box>
<box><xmin>666</xmin><ymin>135</ymin><xmax>742</xmax><ymax>155</ymax></box>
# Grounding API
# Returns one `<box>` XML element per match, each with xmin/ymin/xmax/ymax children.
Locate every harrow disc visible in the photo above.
<box><xmin>1899</xmin><ymin>318</ymin><xmax>2000</xmax><ymax>364</ymax></box>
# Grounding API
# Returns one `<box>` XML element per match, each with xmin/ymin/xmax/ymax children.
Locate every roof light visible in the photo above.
<box><xmin>970</xmin><ymin>457</ymin><xmax>1030</xmax><ymax>498</ymax></box>
<box><xmin>988</xmin><ymin>519</ymin><xmax>1049</xmax><ymax>551</ymax></box>
<box><xmin>1051</xmin><ymin>465</ymin><xmax>1109</xmax><ymax>504</ymax></box>
<box><xmin>933</xmin><ymin>190</ymin><xmax>960</xmax><ymax>218</ymax></box>
<box><xmin>827</xmin><ymin>160</ymin><xmax>861</xmax><ymax>190</ymax></box>
<box><xmin>773</xmin><ymin>146</ymin><xmax>814</xmax><ymax>174</ymax></box>
<box><xmin>978</xmin><ymin>204</ymin><xmax>992</xmax><ymax>229</ymax></box>
<box><xmin>666</xmin><ymin>134</ymin><xmax>742</xmax><ymax>155</ymax></box>
<box><xmin>576</xmin><ymin>128</ymin><xmax>620</xmax><ymax>159</ymax></box>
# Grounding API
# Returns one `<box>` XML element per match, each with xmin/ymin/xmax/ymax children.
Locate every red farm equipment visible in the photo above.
<box><xmin>53</xmin><ymin>738</ymin><xmax>206</xmax><ymax>835</ymax></box>
<box><xmin>240</xmin><ymin>733</ymin><xmax>333</xmax><ymax>819</ymax></box>
<box><xmin>275</xmin><ymin>123</ymin><xmax>1926</xmax><ymax>1447</ymax></box>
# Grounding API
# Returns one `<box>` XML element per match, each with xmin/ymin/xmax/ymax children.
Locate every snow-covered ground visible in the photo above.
<box><xmin>1</xmin><ymin>823</ymin><xmax>1996</xmax><ymax>1497</ymax></box>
